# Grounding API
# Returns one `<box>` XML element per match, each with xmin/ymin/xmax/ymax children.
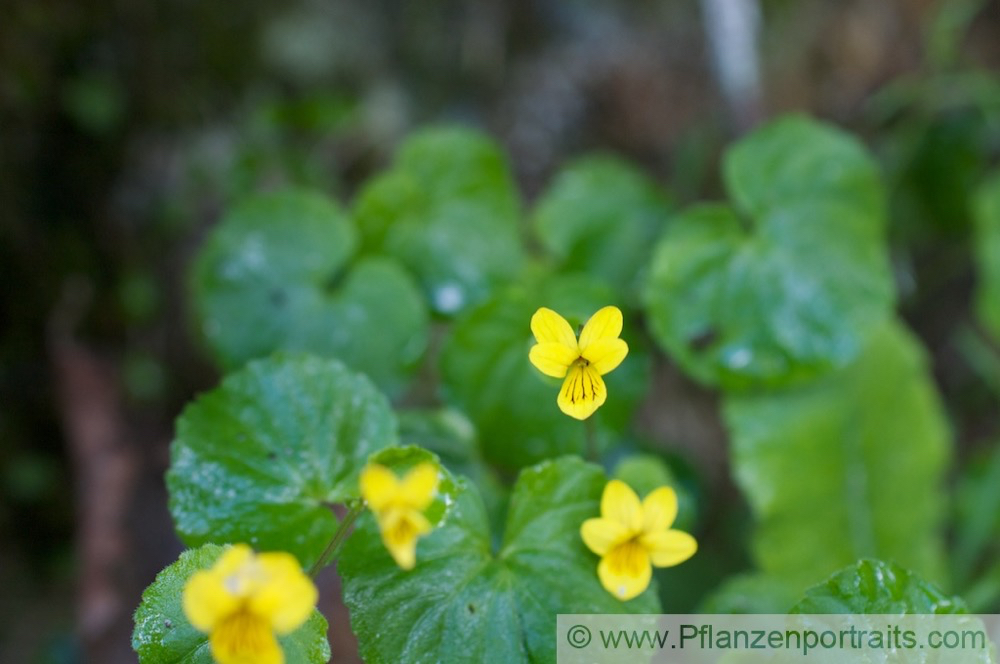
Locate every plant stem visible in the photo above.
<box><xmin>309</xmin><ymin>500</ymin><xmax>365</xmax><ymax>577</ymax></box>
<box><xmin>585</xmin><ymin>417</ymin><xmax>598</xmax><ymax>462</ymax></box>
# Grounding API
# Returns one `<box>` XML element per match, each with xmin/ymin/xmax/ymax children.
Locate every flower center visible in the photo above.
<box><xmin>607</xmin><ymin>538</ymin><xmax>646</xmax><ymax>578</ymax></box>
<box><xmin>212</xmin><ymin>609</ymin><xmax>274</xmax><ymax>659</ymax></box>
<box><xmin>385</xmin><ymin>513</ymin><xmax>418</xmax><ymax>548</ymax></box>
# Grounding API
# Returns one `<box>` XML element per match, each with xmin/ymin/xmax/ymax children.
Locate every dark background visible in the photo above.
<box><xmin>2</xmin><ymin>0</ymin><xmax>999</xmax><ymax>661</ymax></box>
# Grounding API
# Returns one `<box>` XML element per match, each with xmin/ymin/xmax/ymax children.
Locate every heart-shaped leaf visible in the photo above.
<box><xmin>191</xmin><ymin>190</ymin><xmax>428</xmax><ymax>394</ymax></box>
<box><xmin>644</xmin><ymin>116</ymin><xmax>895</xmax><ymax>388</ymax></box>
<box><xmin>340</xmin><ymin>456</ymin><xmax>660</xmax><ymax>664</ymax></box>
<box><xmin>132</xmin><ymin>544</ymin><xmax>330</xmax><ymax>664</ymax></box>
<box><xmin>532</xmin><ymin>155</ymin><xmax>671</xmax><ymax>296</ymax></box>
<box><xmin>352</xmin><ymin>127</ymin><xmax>525</xmax><ymax>314</ymax></box>
<box><xmin>725</xmin><ymin>113</ymin><xmax>886</xmax><ymax>224</ymax></box>
<box><xmin>167</xmin><ymin>354</ymin><xmax>397</xmax><ymax>568</ymax></box>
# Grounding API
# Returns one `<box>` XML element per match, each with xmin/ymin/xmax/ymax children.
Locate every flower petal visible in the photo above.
<box><xmin>210</xmin><ymin>610</ymin><xmax>283</xmax><ymax>664</ymax></box>
<box><xmin>580</xmin><ymin>517</ymin><xmax>631</xmax><ymax>556</ymax></box>
<box><xmin>641</xmin><ymin>486</ymin><xmax>678</xmax><ymax>533</ymax></box>
<box><xmin>401</xmin><ymin>462</ymin><xmax>439</xmax><ymax>510</ymax></box>
<box><xmin>641</xmin><ymin>529</ymin><xmax>698</xmax><ymax>568</ymax></box>
<box><xmin>578</xmin><ymin>306</ymin><xmax>623</xmax><ymax>352</ymax></box>
<box><xmin>378</xmin><ymin>508</ymin><xmax>432</xmax><ymax>570</ymax></box>
<box><xmin>601</xmin><ymin>479</ymin><xmax>642</xmax><ymax>532</ymax></box>
<box><xmin>597</xmin><ymin>540</ymin><xmax>652</xmax><ymax>601</ymax></box>
<box><xmin>183</xmin><ymin>568</ymin><xmax>240</xmax><ymax>632</ymax></box>
<box><xmin>248</xmin><ymin>552</ymin><xmax>317</xmax><ymax>635</ymax></box>
<box><xmin>212</xmin><ymin>543</ymin><xmax>255</xmax><ymax>578</ymax></box>
<box><xmin>581</xmin><ymin>338</ymin><xmax>628</xmax><ymax>375</ymax></box>
<box><xmin>557</xmin><ymin>364</ymin><xmax>607</xmax><ymax>420</ymax></box>
<box><xmin>530</xmin><ymin>307</ymin><xmax>579</xmax><ymax>350</ymax></box>
<box><xmin>529</xmin><ymin>341</ymin><xmax>577</xmax><ymax>378</ymax></box>
<box><xmin>359</xmin><ymin>463</ymin><xmax>400</xmax><ymax>512</ymax></box>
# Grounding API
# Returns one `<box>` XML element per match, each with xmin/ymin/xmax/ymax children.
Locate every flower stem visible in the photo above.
<box><xmin>309</xmin><ymin>500</ymin><xmax>365</xmax><ymax>577</ymax></box>
<box><xmin>585</xmin><ymin>417</ymin><xmax>598</xmax><ymax>462</ymax></box>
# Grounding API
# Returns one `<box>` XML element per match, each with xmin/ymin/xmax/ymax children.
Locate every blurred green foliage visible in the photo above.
<box><xmin>5</xmin><ymin>0</ymin><xmax>1000</xmax><ymax>660</ymax></box>
<box><xmin>645</xmin><ymin>116</ymin><xmax>894</xmax><ymax>389</ymax></box>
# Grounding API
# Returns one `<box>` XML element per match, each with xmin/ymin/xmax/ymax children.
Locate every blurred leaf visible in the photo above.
<box><xmin>257</xmin><ymin>92</ymin><xmax>359</xmax><ymax>133</ymax></box>
<box><xmin>132</xmin><ymin>544</ymin><xmax>330</xmax><ymax>664</ymax></box>
<box><xmin>532</xmin><ymin>156</ymin><xmax>671</xmax><ymax>297</ymax></box>
<box><xmin>191</xmin><ymin>190</ymin><xmax>428</xmax><ymax>394</ymax></box>
<box><xmin>440</xmin><ymin>273</ymin><xmax>650</xmax><ymax>470</ymax></box>
<box><xmin>723</xmin><ymin>323</ymin><xmax>950</xmax><ymax>590</ymax></box>
<box><xmin>122</xmin><ymin>351</ymin><xmax>167</xmax><ymax>403</ymax></box>
<box><xmin>953</xmin><ymin>441</ymin><xmax>1000</xmax><ymax>588</ymax></box>
<box><xmin>118</xmin><ymin>271</ymin><xmax>160</xmax><ymax>323</ymax></box>
<box><xmin>698</xmin><ymin>573</ymin><xmax>800</xmax><ymax>614</ymax></box>
<box><xmin>927</xmin><ymin>0</ymin><xmax>989</xmax><ymax>71</ymax></box>
<box><xmin>889</xmin><ymin>110</ymin><xmax>991</xmax><ymax>242</ymax></box>
<box><xmin>974</xmin><ymin>171</ymin><xmax>1000</xmax><ymax>340</ymax></box>
<box><xmin>167</xmin><ymin>354</ymin><xmax>397</xmax><ymax>568</ymax></box>
<box><xmin>791</xmin><ymin>559</ymin><xmax>964</xmax><ymax>614</ymax></box>
<box><xmin>353</xmin><ymin>126</ymin><xmax>525</xmax><ymax>314</ymax></box>
<box><xmin>2</xmin><ymin>453</ymin><xmax>58</xmax><ymax>503</ymax></box>
<box><xmin>725</xmin><ymin>114</ymin><xmax>886</xmax><ymax>225</ymax></box>
<box><xmin>955</xmin><ymin>326</ymin><xmax>1000</xmax><ymax>400</ymax></box>
<box><xmin>645</xmin><ymin>115</ymin><xmax>894</xmax><ymax>389</ymax></box>
<box><xmin>340</xmin><ymin>456</ymin><xmax>659</xmax><ymax>663</ymax></box>
<box><xmin>61</xmin><ymin>71</ymin><xmax>125</xmax><ymax>135</ymax></box>
<box><xmin>645</xmin><ymin>204</ymin><xmax>893</xmax><ymax>389</ymax></box>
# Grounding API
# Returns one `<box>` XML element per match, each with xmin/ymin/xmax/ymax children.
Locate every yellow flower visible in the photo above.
<box><xmin>528</xmin><ymin>305</ymin><xmax>629</xmax><ymax>420</ymax></box>
<box><xmin>359</xmin><ymin>462</ymin><xmax>439</xmax><ymax>570</ymax></box>
<box><xmin>182</xmin><ymin>544</ymin><xmax>317</xmax><ymax>664</ymax></box>
<box><xmin>581</xmin><ymin>480</ymin><xmax>697</xmax><ymax>601</ymax></box>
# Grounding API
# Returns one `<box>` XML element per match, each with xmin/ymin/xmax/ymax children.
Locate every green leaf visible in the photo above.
<box><xmin>132</xmin><ymin>544</ymin><xmax>330</xmax><ymax>664</ymax></box>
<box><xmin>786</xmin><ymin>563</ymin><xmax>994</xmax><ymax>664</ymax></box>
<box><xmin>723</xmin><ymin>323</ymin><xmax>950</xmax><ymax>590</ymax></box>
<box><xmin>953</xmin><ymin>441</ymin><xmax>1000</xmax><ymax>588</ymax></box>
<box><xmin>191</xmin><ymin>190</ymin><xmax>428</xmax><ymax>394</ymax></box>
<box><xmin>340</xmin><ymin>456</ymin><xmax>660</xmax><ymax>664</ymax></box>
<box><xmin>791</xmin><ymin>559</ymin><xmax>964</xmax><ymax>614</ymax></box>
<box><xmin>974</xmin><ymin>171</ymin><xmax>1000</xmax><ymax>340</ymax></box>
<box><xmin>644</xmin><ymin>116</ymin><xmax>894</xmax><ymax>389</ymax></box>
<box><xmin>440</xmin><ymin>273</ymin><xmax>650</xmax><ymax>470</ymax></box>
<box><xmin>167</xmin><ymin>354</ymin><xmax>397</xmax><ymax>568</ymax></box>
<box><xmin>532</xmin><ymin>156</ymin><xmax>671</xmax><ymax>296</ymax></box>
<box><xmin>353</xmin><ymin>126</ymin><xmax>525</xmax><ymax>314</ymax></box>
<box><xmin>724</xmin><ymin>114</ymin><xmax>886</xmax><ymax>225</ymax></box>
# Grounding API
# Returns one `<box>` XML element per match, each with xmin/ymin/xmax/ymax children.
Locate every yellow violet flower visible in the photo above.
<box><xmin>581</xmin><ymin>480</ymin><xmax>697</xmax><ymax>601</ymax></box>
<box><xmin>182</xmin><ymin>544</ymin><xmax>317</xmax><ymax>664</ymax></box>
<box><xmin>529</xmin><ymin>305</ymin><xmax>629</xmax><ymax>420</ymax></box>
<box><xmin>359</xmin><ymin>462</ymin><xmax>439</xmax><ymax>570</ymax></box>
